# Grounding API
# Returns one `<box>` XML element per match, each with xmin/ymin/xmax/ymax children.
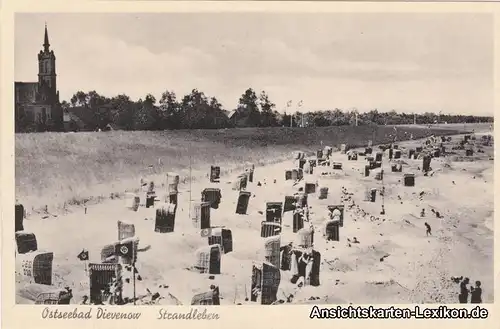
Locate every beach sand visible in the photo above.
<box><xmin>15</xmin><ymin>133</ymin><xmax>494</xmax><ymax>305</ymax></box>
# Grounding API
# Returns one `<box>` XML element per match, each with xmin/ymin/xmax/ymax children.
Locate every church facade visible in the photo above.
<box><xmin>15</xmin><ymin>24</ymin><xmax>63</xmax><ymax>132</ymax></box>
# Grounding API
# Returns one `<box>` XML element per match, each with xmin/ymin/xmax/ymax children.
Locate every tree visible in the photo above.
<box><xmin>181</xmin><ymin>89</ymin><xmax>210</xmax><ymax>129</ymax></box>
<box><xmin>87</xmin><ymin>90</ymin><xmax>108</xmax><ymax>109</ymax></box>
<box><xmin>33</xmin><ymin>87</ymin><xmax>492</xmax><ymax>134</ymax></box>
<box><xmin>259</xmin><ymin>91</ymin><xmax>277</xmax><ymax>127</ymax></box>
<box><xmin>208</xmin><ymin>97</ymin><xmax>229</xmax><ymax>128</ymax></box>
<box><xmin>312</xmin><ymin>113</ymin><xmax>330</xmax><ymax>127</ymax></box>
<box><xmin>238</xmin><ymin>88</ymin><xmax>260</xmax><ymax>127</ymax></box>
<box><xmin>347</xmin><ymin>109</ymin><xmax>360</xmax><ymax>126</ymax></box>
<box><xmin>70</xmin><ymin>91</ymin><xmax>89</xmax><ymax>107</ymax></box>
<box><xmin>330</xmin><ymin>108</ymin><xmax>347</xmax><ymax>126</ymax></box>
<box><xmin>365</xmin><ymin>109</ymin><xmax>377</xmax><ymax>125</ymax></box>
<box><xmin>109</xmin><ymin>94</ymin><xmax>135</xmax><ymax>130</ymax></box>
<box><xmin>61</xmin><ymin>100</ymin><xmax>70</xmax><ymax>110</ymax></box>
<box><xmin>87</xmin><ymin>91</ymin><xmax>111</xmax><ymax>128</ymax></box>
<box><xmin>159</xmin><ymin>90</ymin><xmax>180</xmax><ymax>129</ymax></box>
<box><xmin>133</xmin><ymin>93</ymin><xmax>157</xmax><ymax>130</ymax></box>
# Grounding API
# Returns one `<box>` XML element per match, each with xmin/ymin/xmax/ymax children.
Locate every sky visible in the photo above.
<box><xmin>14</xmin><ymin>13</ymin><xmax>493</xmax><ymax>115</ymax></box>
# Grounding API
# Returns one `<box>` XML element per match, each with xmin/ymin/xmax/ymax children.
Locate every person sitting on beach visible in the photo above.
<box><xmin>425</xmin><ymin>222</ymin><xmax>432</xmax><ymax>236</ymax></box>
<box><xmin>80</xmin><ymin>295</ymin><xmax>89</xmax><ymax>305</ymax></box>
<box><xmin>470</xmin><ymin>281</ymin><xmax>482</xmax><ymax>303</ymax></box>
<box><xmin>210</xmin><ymin>285</ymin><xmax>220</xmax><ymax>304</ymax></box>
<box><xmin>324</xmin><ymin>208</ymin><xmax>333</xmax><ymax>222</ymax></box>
<box><xmin>305</xmin><ymin>206</ymin><xmax>310</xmax><ymax>219</ymax></box>
<box><xmin>459</xmin><ymin>278</ymin><xmax>470</xmax><ymax>303</ymax></box>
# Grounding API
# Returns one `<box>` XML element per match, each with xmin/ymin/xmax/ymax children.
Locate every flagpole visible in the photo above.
<box><xmin>166</xmin><ymin>173</ymin><xmax>169</xmax><ymax>203</ymax></box>
<box><xmin>298</xmin><ymin>101</ymin><xmax>303</xmax><ymax>127</ymax></box>
<box><xmin>188</xmin><ymin>141</ymin><xmax>192</xmax><ymax>220</ymax></box>
<box><xmin>287</xmin><ymin>101</ymin><xmax>292</xmax><ymax>128</ymax></box>
<box><xmin>133</xmin><ymin>259</ymin><xmax>136</xmax><ymax>305</ymax></box>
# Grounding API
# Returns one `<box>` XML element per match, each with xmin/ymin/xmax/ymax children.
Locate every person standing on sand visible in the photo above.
<box><xmin>280</xmin><ymin>242</ymin><xmax>293</xmax><ymax>271</ymax></box>
<box><xmin>459</xmin><ymin>278</ymin><xmax>470</xmax><ymax>303</ymax></box>
<box><xmin>470</xmin><ymin>281</ymin><xmax>482</xmax><ymax>303</ymax></box>
<box><xmin>295</xmin><ymin>252</ymin><xmax>312</xmax><ymax>287</ymax></box>
<box><xmin>425</xmin><ymin>222</ymin><xmax>432</xmax><ymax>236</ymax></box>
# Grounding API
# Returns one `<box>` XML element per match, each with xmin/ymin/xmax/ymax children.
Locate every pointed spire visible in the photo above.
<box><xmin>43</xmin><ymin>22</ymin><xmax>50</xmax><ymax>52</ymax></box>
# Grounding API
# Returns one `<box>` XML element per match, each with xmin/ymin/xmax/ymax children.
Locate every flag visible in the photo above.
<box><xmin>77</xmin><ymin>249</ymin><xmax>89</xmax><ymax>261</ymax></box>
<box><xmin>298</xmin><ymin>100</ymin><xmax>303</xmax><ymax>107</ymax></box>
<box><xmin>286</xmin><ymin>100</ymin><xmax>292</xmax><ymax>107</ymax></box>
<box><xmin>115</xmin><ymin>240</ymin><xmax>135</xmax><ymax>260</ymax></box>
<box><xmin>200</xmin><ymin>228</ymin><xmax>212</xmax><ymax>238</ymax></box>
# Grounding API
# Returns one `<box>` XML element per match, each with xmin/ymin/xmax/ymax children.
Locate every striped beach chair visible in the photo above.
<box><xmin>323</xmin><ymin>219</ymin><xmax>340</xmax><ymax>241</ymax></box>
<box><xmin>208</xmin><ymin>228</ymin><xmax>233</xmax><ymax>254</ymax></box>
<box><xmin>15</xmin><ymin>203</ymin><xmax>24</xmax><ymax>232</ymax></box>
<box><xmin>118</xmin><ymin>220</ymin><xmax>135</xmax><ymax>240</ymax></box>
<box><xmin>16</xmin><ymin>251</ymin><xmax>53</xmax><ymax>285</ymax></box>
<box><xmin>15</xmin><ymin>231</ymin><xmax>38</xmax><ymax>254</ymax></box>
<box><xmin>266</xmin><ymin>202</ymin><xmax>283</xmax><ymax>224</ymax></box>
<box><xmin>155</xmin><ymin>203</ymin><xmax>176</xmax><ymax>233</ymax></box>
<box><xmin>191</xmin><ymin>289</ymin><xmax>220</xmax><ymax>305</ymax></box>
<box><xmin>202</xmin><ymin>188</ymin><xmax>222</xmax><ymax>209</ymax></box>
<box><xmin>251</xmin><ymin>261</ymin><xmax>281</xmax><ymax>305</ymax></box>
<box><xmin>88</xmin><ymin>263</ymin><xmax>122</xmax><ymax>305</ymax></box>
<box><xmin>263</xmin><ymin>236</ymin><xmax>280</xmax><ymax>269</ymax></box>
<box><xmin>194</xmin><ymin>244</ymin><xmax>221</xmax><ymax>275</ymax></box>
<box><xmin>192</xmin><ymin>202</ymin><xmax>211</xmax><ymax>229</ymax></box>
<box><xmin>210</xmin><ymin>166</ymin><xmax>221</xmax><ymax>183</ymax></box>
<box><xmin>260</xmin><ymin>222</ymin><xmax>281</xmax><ymax>238</ymax></box>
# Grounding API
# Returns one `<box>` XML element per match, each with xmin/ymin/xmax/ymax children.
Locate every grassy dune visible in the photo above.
<box><xmin>16</xmin><ymin>124</ymin><xmax>476</xmax><ymax>211</ymax></box>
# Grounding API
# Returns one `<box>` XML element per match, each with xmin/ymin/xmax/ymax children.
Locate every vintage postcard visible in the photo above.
<box><xmin>1</xmin><ymin>1</ymin><xmax>498</xmax><ymax>329</ymax></box>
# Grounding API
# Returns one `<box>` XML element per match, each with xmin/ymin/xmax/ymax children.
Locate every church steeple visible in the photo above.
<box><xmin>43</xmin><ymin>23</ymin><xmax>50</xmax><ymax>52</ymax></box>
<box><xmin>38</xmin><ymin>22</ymin><xmax>57</xmax><ymax>102</ymax></box>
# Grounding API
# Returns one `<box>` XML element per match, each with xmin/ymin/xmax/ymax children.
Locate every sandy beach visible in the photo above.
<box><xmin>15</xmin><ymin>132</ymin><xmax>494</xmax><ymax>305</ymax></box>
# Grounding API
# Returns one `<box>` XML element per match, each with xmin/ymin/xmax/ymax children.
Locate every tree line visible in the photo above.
<box><xmin>16</xmin><ymin>88</ymin><xmax>494</xmax><ymax>132</ymax></box>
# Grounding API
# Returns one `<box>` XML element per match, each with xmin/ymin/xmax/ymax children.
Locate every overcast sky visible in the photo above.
<box><xmin>15</xmin><ymin>13</ymin><xmax>493</xmax><ymax>115</ymax></box>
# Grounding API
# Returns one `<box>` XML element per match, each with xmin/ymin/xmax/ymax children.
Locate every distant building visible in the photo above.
<box><xmin>226</xmin><ymin>108</ymin><xmax>250</xmax><ymax>127</ymax></box>
<box><xmin>15</xmin><ymin>24</ymin><xmax>62</xmax><ymax>132</ymax></box>
<box><xmin>62</xmin><ymin>104</ymin><xmax>117</xmax><ymax>132</ymax></box>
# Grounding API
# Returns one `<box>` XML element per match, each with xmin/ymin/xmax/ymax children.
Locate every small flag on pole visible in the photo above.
<box><xmin>77</xmin><ymin>249</ymin><xmax>89</xmax><ymax>261</ymax></box>
<box><xmin>287</xmin><ymin>100</ymin><xmax>292</xmax><ymax>107</ymax></box>
<box><xmin>115</xmin><ymin>239</ymin><xmax>135</xmax><ymax>262</ymax></box>
<box><xmin>298</xmin><ymin>100</ymin><xmax>303</xmax><ymax>107</ymax></box>
<box><xmin>200</xmin><ymin>228</ymin><xmax>212</xmax><ymax>238</ymax></box>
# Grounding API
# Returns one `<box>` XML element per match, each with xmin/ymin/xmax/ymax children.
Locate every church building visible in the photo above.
<box><xmin>15</xmin><ymin>24</ymin><xmax>62</xmax><ymax>132</ymax></box>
